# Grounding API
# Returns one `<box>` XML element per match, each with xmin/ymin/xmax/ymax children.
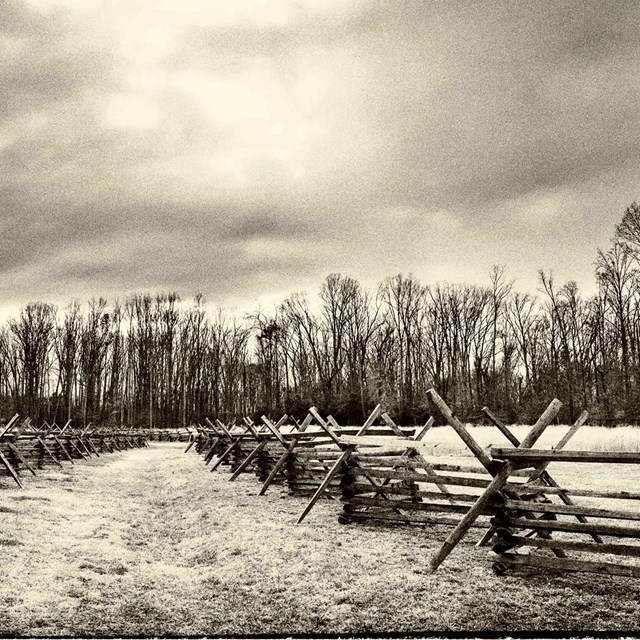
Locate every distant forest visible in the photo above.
<box><xmin>3</xmin><ymin>204</ymin><xmax>640</xmax><ymax>428</ymax></box>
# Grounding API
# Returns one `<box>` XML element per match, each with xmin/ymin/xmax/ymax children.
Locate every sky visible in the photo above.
<box><xmin>1</xmin><ymin>0</ymin><xmax>639</xmax><ymax>319</ymax></box>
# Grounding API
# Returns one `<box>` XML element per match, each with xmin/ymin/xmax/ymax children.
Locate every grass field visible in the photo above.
<box><xmin>419</xmin><ymin>423</ymin><xmax>640</xmax><ymax>455</ymax></box>
<box><xmin>1</xmin><ymin>438</ymin><xmax>640</xmax><ymax>636</ymax></box>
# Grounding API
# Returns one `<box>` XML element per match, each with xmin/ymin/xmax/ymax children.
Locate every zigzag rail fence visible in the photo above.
<box><xmin>430</xmin><ymin>444</ymin><xmax>640</xmax><ymax>579</ymax></box>
<box><xmin>185</xmin><ymin>406</ymin><xmax>421</xmax><ymax>517</ymax></box>
<box><xmin>413</xmin><ymin>393</ymin><xmax>640</xmax><ymax>579</ymax></box>
<box><xmin>3</xmin><ymin>393</ymin><xmax>636</xmax><ymax>582</ymax></box>
<box><xmin>187</xmin><ymin>389</ymin><xmax>640</xmax><ymax>580</ymax></box>
<box><xmin>0</xmin><ymin>416</ymin><xmax>149</xmax><ymax>488</ymax></box>
<box><xmin>184</xmin><ymin>394</ymin><xmax>591</xmax><ymax>538</ymax></box>
<box><xmin>319</xmin><ymin>391</ymin><xmax>587</xmax><ymax>539</ymax></box>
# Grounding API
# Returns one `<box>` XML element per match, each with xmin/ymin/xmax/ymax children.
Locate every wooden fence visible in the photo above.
<box><xmin>478</xmin><ymin>448</ymin><xmax>640</xmax><ymax>578</ymax></box>
<box><xmin>184</xmin><ymin>391</ymin><xmax>640</xmax><ymax>580</ymax></box>
<box><xmin>321</xmin><ymin>391</ymin><xmax>586</xmax><ymax>534</ymax></box>
<box><xmin>0</xmin><ymin>416</ymin><xmax>149</xmax><ymax>488</ymax></box>
<box><xmin>145</xmin><ymin>426</ymin><xmax>197</xmax><ymax>442</ymax></box>
<box><xmin>416</xmin><ymin>396</ymin><xmax>640</xmax><ymax>579</ymax></box>
<box><xmin>185</xmin><ymin>406</ymin><xmax>423</xmax><ymax>522</ymax></box>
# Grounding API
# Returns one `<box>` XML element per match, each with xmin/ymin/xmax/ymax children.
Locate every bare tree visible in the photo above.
<box><xmin>53</xmin><ymin>301</ymin><xmax>82</xmax><ymax>423</ymax></box>
<box><xmin>8</xmin><ymin>302</ymin><xmax>55</xmax><ymax>420</ymax></box>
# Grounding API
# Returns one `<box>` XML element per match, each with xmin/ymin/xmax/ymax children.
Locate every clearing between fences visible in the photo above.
<box><xmin>2</xmin><ymin>440</ymin><xmax>640</xmax><ymax>635</ymax></box>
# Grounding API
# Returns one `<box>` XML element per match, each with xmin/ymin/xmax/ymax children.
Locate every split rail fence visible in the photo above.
<box><xmin>0</xmin><ymin>416</ymin><xmax>148</xmax><ymax>488</ymax></box>
<box><xmin>461</xmin><ymin>447</ymin><xmax>640</xmax><ymax>578</ymax></box>
<box><xmin>145</xmin><ymin>426</ymin><xmax>197</xmax><ymax>442</ymax></box>
<box><xmin>185</xmin><ymin>388</ymin><xmax>640</xmax><ymax>580</ymax></box>
<box><xmin>186</xmin><ymin>405</ymin><xmax>421</xmax><ymax>515</ymax></box>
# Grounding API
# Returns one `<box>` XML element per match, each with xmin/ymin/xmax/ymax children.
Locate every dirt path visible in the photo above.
<box><xmin>1</xmin><ymin>443</ymin><xmax>640</xmax><ymax>636</ymax></box>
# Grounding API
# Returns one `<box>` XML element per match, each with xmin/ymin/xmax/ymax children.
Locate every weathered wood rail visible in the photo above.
<box><xmin>187</xmin><ymin>416</ymin><xmax>289</xmax><ymax>476</ymax></box>
<box><xmin>339</xmin><ymin>453</ymin><xmax>504</xmax><ymax>529</ymax></box>
<box><xmin>407</xmin><ymin>394</ymin><xmax>640</xmax><ymax>579</ymax></box>
<box><xmin>145</xmin><ymin>426</ymin><xmax>197</xmax><ymax>442</ymax></box>
<box><xmin>484</xmin><ymin>448</ymin><xmax>640</xmax><ymax>578</ymax></box>
<box><xmin>185</xmin><ymin>407</ymin><xmax>423</xmax><ymax>519</ymax></box>
<box><xmin>282</xmin><ymin>407</ymin><xmax>418</xmax><ymax>502</ymax></box>
<box><xmin>332</xmin><ymin>391</ymin><xmax>588</xmax><ymax>538</ymax></box>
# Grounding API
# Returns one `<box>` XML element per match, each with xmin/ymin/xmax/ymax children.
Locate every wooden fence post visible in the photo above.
<box><xmin>428</xmin><ymin>398</ymin><xmax>562</xmax><ymax>572</ymax></box>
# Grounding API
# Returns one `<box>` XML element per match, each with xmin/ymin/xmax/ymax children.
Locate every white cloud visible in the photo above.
<box><xmin>175</xmin><ymin>71</ymin><xmax>271</xmax><ymax>125</ymax></box>
<box><xmin>24</xmin><ymin>0</ymin><xmax>102</xmax><ymax>13</ymax></box>
<box><xmin>509</xmin><ymin>192</ymin><xmax>580</xmax><ymax>225</ymax></box>
<box><xmin>104</xmin><ymin>94</ymin><xmax>160</xmax><ymax>130</ymax></box>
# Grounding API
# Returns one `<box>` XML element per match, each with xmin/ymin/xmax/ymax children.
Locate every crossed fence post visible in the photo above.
<box><xmin>427</xmin><ymin>395</ymin><xmax>565</xmax><ymax>572</ymax></box>
<box><xmin>480</xmin><ymin>406</ymin><xmax>601</xmax><ymax>545</ymax></box>
<box><xmin>258</xmin><ymin>412</ymin><xmax>317</xmax><ymax>495</ymax></box>
<box><xmin>2</xmin><ymin>417</ymin><xmax>38</xmax><ymax>479</ymax></box>
<box><xmin>227</xmin><ymin>415</ymin><xmax>287</xmax><ymax>481</ymax></box>
<box><xmin>35</xmin><ymin>426</ymin><xmax>64</xmax><ymax>469</ymax></box>
<box><xmin>206</xmin><ymin>418</ymin><xmax>246</xmax><ymax>471</ymax></box>
<box><xmin>209</xmin><ymin>416</ymin><xmax>281</xmax><ymax>473</ymax></box>
<box><xmin>0</xmin><ymin>415</ymin><xmax>24</xmax><ymax>488</ymax></box>
<box><xmin>43</xmin><ymin>421</ymin><xmax>75</xmax><ymax>464</ymax></box>
<box><xmin>297</xmin><ymin>405</ymin><xmax>416</xmax><ymax>524</ymax></box>
<box><xmin>184</xmin><ymin>423</ymin><xmax>202</xmax><ymax>454</ymax></box>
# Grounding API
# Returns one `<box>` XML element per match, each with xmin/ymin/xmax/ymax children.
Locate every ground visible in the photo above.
<box><xmin>1</xmin><ymin>441</ymin><xmax>640</xmax><ymax>636</ymax></box>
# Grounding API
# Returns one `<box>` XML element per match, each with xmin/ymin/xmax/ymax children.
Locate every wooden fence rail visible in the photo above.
<box><xmin>333</xmin><ymin>391</ymin><xmax>588</xmax><ymax>543</ymax></box>
<box><xmin>408</xmin><ymin>395</ymin><xmax>640</xmax><ymax>579</ymax></box>
<box><xmin>185</xmin><ymin>407</ymin><xmax>419</xmax><ymax>498</ymax></box>
<box><xmin>484</xmin><ymin>447</ymin><xmax>640</xmax><ymax>578</ymax></box>
<box><xmin>145</xmin><ymin>427</ymin><xmax>197</xmax><ymax>442</ymax></box>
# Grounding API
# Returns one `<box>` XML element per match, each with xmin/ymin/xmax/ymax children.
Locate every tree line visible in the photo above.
<box><xmin>2</xmin><ymin>204</ymin><xmax>640</xmax><ymax>428</ymax></box>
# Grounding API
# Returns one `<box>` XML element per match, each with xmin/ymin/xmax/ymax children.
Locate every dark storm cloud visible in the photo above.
<box><xmin>1</xmin><ymin>217</ymin><xmax>327</xmax><ymax>309</ymax></box>
<box><xmin>0</xmin><ymin>176</ymin><xmax>329</xmax><ymax>307</ymax></box>
<box><xmin>313</xmin><ymin>0</ymin><xmax>640</xmax><ymax>211</ymax></box>
<box><xmin>1</xmin><ymin>0</ymin><xmax>639</xmax><ymax>316</ymax></box>
<box><xmin>0</xmin><ymin>1</ymin><xmax>116</xmax><ymax>120</ymax></box>
<box><xmin>1</xmin><ymin>190</ymin><xmax>321</xmax><ymax>265</ymax></box>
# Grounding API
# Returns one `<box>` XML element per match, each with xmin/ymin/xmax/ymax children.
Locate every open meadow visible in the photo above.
<box><xmin>417</xmin><ymin>423</ymin><xmax>640</xmax><ymax>456</ymax></box>
<box><xmin>2</xmin><ymin>432</ymin><xmax>640</xmax><ymax>636</ymax></box>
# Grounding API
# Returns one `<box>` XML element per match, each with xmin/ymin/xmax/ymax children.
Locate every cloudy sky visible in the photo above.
<box><xmin>1</xmin><ymin>0</ymin><xmax>639</xmax><ymax>317</ymax></box>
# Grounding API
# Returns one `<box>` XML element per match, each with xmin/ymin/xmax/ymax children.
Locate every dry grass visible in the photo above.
<box><xmin>419</xmin><ymin>424</ymin><xmax>640</xmax><ymax>456</ymax></box>
<box><xmin>1</xmin><ymin>441</ymin><xmax>640</xmax><ymax>636</ymax></box>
